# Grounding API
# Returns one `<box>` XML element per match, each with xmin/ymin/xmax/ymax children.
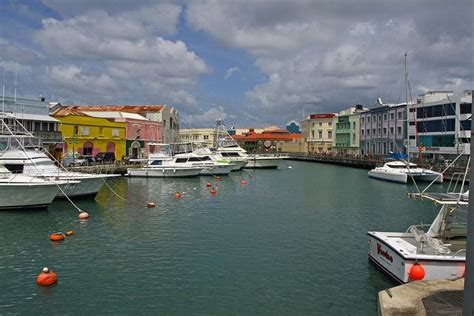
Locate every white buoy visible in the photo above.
<box><xmin>288</xmin><ymin>166</ymin><xmax>293</xmax><ymax>169</ymax></box>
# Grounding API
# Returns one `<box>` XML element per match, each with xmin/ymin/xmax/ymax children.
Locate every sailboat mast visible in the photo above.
<box><xmin>404</xmin><ymin>53</ymin><xmax>409</xmax><ymax>161</ymax></box>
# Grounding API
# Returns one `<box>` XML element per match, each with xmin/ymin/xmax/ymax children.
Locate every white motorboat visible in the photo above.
<box><xmin>215</xmin><ymin>145</ymin><xmax>248</xmax><ymax>170</ymax></box>
<box><xmin>174</xmin><ymin>148</ymin><xmax>235</xmax><ymax>176</ymax></box>
<box><xmin>0</xmin><ymin>164</ymin><xmax>69</xmax><ymax>209</ymax></box>
<box><xmin>127</xmin><ymin>144</ymin><xmax>203</xmax><ymax>178</ymax></box>
<box><xmin>368</xmin><ymin>189</ymin><xmax>468</xmax><ymax>283</ymax></box>
<box><xmin>245</xmin><ymin>153</ymin><xmax>286</xmax><ymax>169</ymax></box>
<box><xmin>368</xmin><ymin>161</ymin><xmax>443</xmax><ymax>184</ymax></box>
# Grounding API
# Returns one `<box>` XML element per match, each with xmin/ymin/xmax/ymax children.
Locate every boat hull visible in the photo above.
<box><xmin>128</xmin><ymin>167</ymin><xmax>202</xmax><ymax>178</ymax></box>
<box><xmin>56</xmin><ymin>176</ymin><xmax>106</xmax><ymax>198</ymax></box>
<box><xmin>0</xmin><ymin>183</ymin><xmax>59</xmax><ymax>209</ymax></box>
<box><xmin>244</xmin><ymin>157</ymin><xmax>283</xmax><ymax>169</ymax></box>
<box><xmin>368</xmin><ymin>170</ymin><xmax>408</xmax><ymax>183</ymax></box>
<box><xmin>200</xmin><ymin>164</ymin><xmax>234</xmax><ymax>175</ymax></box>
<box><xmin>229</xmin><ymin>160</ymin><xmax>247</xmax><ymax>171</ymax></box>
<box><xmin>368</xmin><ymin>232</ymin><xmax>465</xmax><ymax>283</ymax></box>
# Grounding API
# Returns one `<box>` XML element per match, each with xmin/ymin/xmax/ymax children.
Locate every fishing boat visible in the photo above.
<box><xmin>368</xmin><ymin>173</ymin><xmax>468</xmax><ymax>283</ymax></box>
<box><xmin>127</xmin><ymin>144</ymin><xmax>203</xmax><ymax>177</ymax></box>
<box><xmin>368</xmin><ymin>160</ymin><xmax>443</xmax><ymax>184</ymax></box>
<box><xmin>0</xmin><ymin>164</ymin><xmax>70</xmax><ymax>209</ymax></box>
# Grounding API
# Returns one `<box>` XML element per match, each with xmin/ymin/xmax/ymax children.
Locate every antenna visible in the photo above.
<box><xmin>14</xmin><ymin>62</ymin><xmax>17</xmax><ymax>103</ymax></box>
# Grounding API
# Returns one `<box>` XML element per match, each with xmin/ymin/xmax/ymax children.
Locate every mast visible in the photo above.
<box><xmin>404</xmin><ymin>53</ymin><xmax>409</xmax><ymax>161</ymax></box>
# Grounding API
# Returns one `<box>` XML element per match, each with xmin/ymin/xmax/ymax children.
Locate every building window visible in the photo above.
<box><xmin>373</xmin><ymin>115</ymin><xmax>377</xmax><ymax>122</ymax></box>
<box><xmin>318</xmin><ymin>130</ymin><xmax>323</xmax><ymax>139</ymax></box>
<box><xmin>112</xmin><ymin>128</ymin><xmax>119</xmax><ymax>137</ymax></box>
<box><xmin>372</xmin><ymin>129</ymin><xmax>376</xmax><ymax>135</ymax></box>
<box><xmin>328</xmin><ymin>122</ymin><xmax>332</xmax><ymax>126</ymax></box>
<box><xmin>361</xmin><ymin>129</ymin><xmax>365</xmax><ymax>135</ymax></box>
<box><xmin>383</xmin><ymin>128</ymin><xmax>387</xmax><ymax>135</ymax></box>
<box><xmin>383</xmin><ymin>142</ymin><xmax>387</xmax><ymax>155</ymax></box>
<box><xmin>73</xmin><ymin>126</ymin><xmax>78</xmax><ymax>135</ymax></box>
<box><xmin>398</xmin><ymin>112</ymin><xmax>402</xmax><ymax>119</ymax></box>
<box><xmin>99</xmin><ymin>127</ymin><xmax>104</xmax><ymax>135</ymax></box>
<box><xmin>328</xmin><ymin>131</ymin><xmax>332</xmax><ymax>139</ymax></box>
<box><xmin>352</xmin><ymin>122</ymin><xmax>356</xmax><ymax>129</ymax></box>
<box><xmin>390</xmin><ymin>127</ymin><xmax>394</xmax><ymax>135</ymax></box>
<box><xmin>378</xmin><ymin>128</ymin><xmax>381</xmax><ymax>135</ymax></box>
<box><xmin>204</xmin><ymin>135</ymin><xmax>209</xmax><ymax>140</ymax></box>
<box><xmin>311</xmin><ymin>130</ymin><xmax>315</xmax><ymax>138</ymax></box>
<box><xmin>367</xmin><ymin>129</ymin><xmax>370</xmax><ymax>135</ymax></box>
<box><xmin>390</xmin><ymin>113</ymin><xmax>395</xmax><ymax>120</ymax></box>
<box><xmin>80</xmin><ymin>127</ymin><xmax>89</xmax><ymax>136</ymax></box>
<box><xmin>319</xmin><ymin>122</ymin><xmax>322</xmax><ymax>127</ymax></box>
<box><xmin>383</xmin><ymin>114</ymin><xmax>387</xmax><ymax>121</ymax></box>
<box><xmin>352</xmin><ymin>133</ymin><xmax>355</xmax><ymax>141</ymax></box>
<box><xmin>361</xmin><ymin>117</ymin><xmax>365</xmax><ymax>123</ymax></box>
<box><xmin>312</xmin><ymin>122</ymin><xmax>315</xmax><ymax>127</ymax></box>
<box><xmin>389</xmin><ymin>142</ymin><xmax>394</xmax><ymax>152</ymax></box>
<box><xmin>163</xmin><ymin>120</ymin><xmax>166</xmax><ymax>128</ymax></box>
<box><xmin>367</xmin><ymin>116</ymin><xmax>371</xmax><ymax>123</ymax></box>
<box><xmin>397</xmin><ymin>126</ymin><xmax>402</xmax><ymax>134</ymax></box>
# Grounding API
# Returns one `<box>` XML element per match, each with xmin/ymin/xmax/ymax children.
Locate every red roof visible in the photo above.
<box><xmin>308</xmin><ymin>113</ymin><xmax>335</xmax><ymax>119</ymax></box>
<box><xmin>233</xmin><ymin>130</ymin><xmax>303</xmax><ymax>142</ymax></box>
<box><xmin>65</xmin><ymin>105</ymin><xmax>165</xmax><ymax>113</ymax></box>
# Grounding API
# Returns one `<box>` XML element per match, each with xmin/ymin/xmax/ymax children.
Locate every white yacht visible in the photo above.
<box><xmin>0</xmin><ymin>114</ymin><xmax>114</xmax><ymax>198</ymax></box>
<box><xmin>0</xmin><ymin>164</ymin><xmax>69</xmax><ymax>209</ymax></box>
<box><xmin>127</xmin><ymin>144</ymin><xmax>203</xmax><ymax>178</ymax></box>
<box><xmin>245</xmin><ymin>153</ymin><xmax>286</xmax><ymax>169</ymax></box>
<box><xmin>215</xmin><ymin>141</ymin><xmax>284</xmax><ymax>169</ymax></box>
<box><xmin>368</xmin><ymin>161</ymin><xmax>443</xmax><ymax>184</ymax></box>
<box><xmin>368</xmin><ymin>189</ymin><xmax>468</xmax><ymax>283</ymax></box>
<box><xmin>174</xmin><ymin>148</ymin><xmax>235</xmax><ymax>176</ymax></box>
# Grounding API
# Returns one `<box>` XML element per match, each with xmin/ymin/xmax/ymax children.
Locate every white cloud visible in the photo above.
<box><xmin>31</xmin><ymin>4</ymin><xmax>209</xmax><ymax>109</ymax></box>
<box><xmin>187</xmin><ymin>106</ymin><xmax>229</xmax><ymax>126</ymax></box>
<box><xmin>224</xmin><ymin>67</ymin><xmax>240</xmax><ymax>80</ymax></box>
<box><xmin>187</xmin><ymin>0</ymin><xmax>473</xmax><ymax>122</ymax></box>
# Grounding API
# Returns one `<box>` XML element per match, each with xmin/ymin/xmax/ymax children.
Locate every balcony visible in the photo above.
<box><xmin>33</xmin><ymin>131</ymin><xmax>63</xmax><ymax>143</ymax></box>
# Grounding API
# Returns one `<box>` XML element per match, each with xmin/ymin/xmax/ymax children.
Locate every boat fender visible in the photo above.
<box><xmin>147</xmin><ymin>202</ymin><xmax>156</xmax><ymax>208</ymax></box>
<box><xmin>49</xmin><ymin>233</ymin><xmax>65</xmax><ymax>241</ymax></box>
<box><xmin>65</xmin><ymin>230</ymin><xmax>75</xmax><ymax>236</ymax></box>
<box><xmin>37</xmin><ymin>267</ymin><xmax>57</xmax><ymax>286</ymax></box>
<box><xmin>409</xmin><ymin>263</ymin><xmax>425</xmax><ymax>281</ymax></box>
<box><xmin>78</xmin><ymin>212</ymin><xmax>90</xmax><ymax>220</ymax></box>
<box><xmin>175</xmin><ymin>192</ymin><xmax>182</xmax><ymax>198</ymax></box>
<box><xmin>210</xmin><ymin>188</ymin><xmax>217</xmax><ymax>195</ymax></box>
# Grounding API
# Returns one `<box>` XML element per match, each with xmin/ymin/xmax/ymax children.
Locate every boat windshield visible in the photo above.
<box><xmin>428</xmin><ymin>205</ymin><xmax>468</xmax><ymax>240</ymax></box>
<box><xmin>386</xmin><ymin>162</ymin><xmax>417</xmax><ymax>169</ymax></box>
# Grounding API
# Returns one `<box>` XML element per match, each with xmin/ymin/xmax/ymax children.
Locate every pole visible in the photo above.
<box><xmin>463</xmin><ymin>91</ymin><xmax>474</xmax><ymax>315</ymax></box>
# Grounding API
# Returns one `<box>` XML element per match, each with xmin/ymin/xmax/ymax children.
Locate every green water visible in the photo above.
<box><xmin>0</xmin><ymin>161</ymin><xmax>441</xmax><ymax>315</ymax></box>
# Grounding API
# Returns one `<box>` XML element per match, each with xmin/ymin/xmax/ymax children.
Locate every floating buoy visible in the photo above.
<box><xmin>409</xmin><ymin>263</ymin><xmax>425</xmax><ymax>281</ymax></box>
<box><xmin>206</xmin><ymin>182</ymin><xmax>212</xmax><ymax>187</ymax></box>
<box><xmin>215</xmin><ymin>176</ymin><xmax>221</xmax><ymax>181</ymax></box>
<box><xmin>49</xmin><ymin>233</ymin><xmax>65</xmax><ymax>242</ymax></box>
<box><xmin>65</xmin><ymin>230</ymin><xmax>74</xmax><ymax>237</ymax></box>
<box><xmin>37</xmin><ymin>267</ymin><xmax>57</xmax><ymax>286</ymax></box>
<box><xmin>175</xmin><ymin>192</ymin><xmax>182</xmax><ymax>198</ymax></box>
<box><xmin>241</xmin><ymin>180</ymin><xmax>247</xmax><ymax>185</ymax></box>
<box><xmin>210</xmin><ymin>188</ymin><xmax>217</xmax><ymax>195</ymax></box>
<box><xmin>288</xmin><ymin>166</ymin><xmax>293</xmax><ymax>169</ymax></box>
<box><xmin>78</xmin><ymin>212</ymin><xmax>89</xmax><ymax>220</ymax></box>
<box><xmin>147</xmin><ymin>202</ymin><xmax>156</xmax><ymax>208</ymax></box>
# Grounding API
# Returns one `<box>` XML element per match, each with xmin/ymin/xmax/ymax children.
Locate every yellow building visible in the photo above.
<box><xmin>53</xmin><ymin>108</ymin><xmax>126</xmax><ymax>161</ymax></box>
<box><xmin>300</xmin><ymin>113</ymin><xmax>336</xmax><ymax>153</ymax></box>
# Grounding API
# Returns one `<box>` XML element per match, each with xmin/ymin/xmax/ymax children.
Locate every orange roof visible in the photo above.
<box><xmin>65</xmin><ymin>105</ymin><xmax>165</xmax><ymax>113</ymax></box>
<box><xmin>52</xmin><ymin>106</ymin><xmax>90</xmax><ymax>117</ymax></box>
<box><xmin>233</xmin><ymin>130</ymin><xmax>303</xmax><ymax>142</ymax></box>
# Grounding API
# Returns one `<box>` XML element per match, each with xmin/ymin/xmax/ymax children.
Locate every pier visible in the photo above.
<box><xmin>286</xmin><ymin>154</ymin><xmax>469</xmax><ymax>183</ymax></box>
<box><xmin>66</xmin><ymin>163</ymin><xmax>141</xmax><ymax>175</ymax></box>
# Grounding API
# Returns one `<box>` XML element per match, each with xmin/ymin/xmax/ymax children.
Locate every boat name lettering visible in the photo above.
<box><xmin>377</xmin><ymin>243</ymin><xmax>393</xmax><ymax>263</ymax></box>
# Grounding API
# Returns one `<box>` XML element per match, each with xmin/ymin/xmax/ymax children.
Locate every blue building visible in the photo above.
<box><xmin>359</xmin><ymin>101</ymin><xmax>407</xmax><ymax>157</ymax></box>
<box><xmin>286</xmin><ymin>120</ymin><xmax>301</xmax><ymax>133</ymax></box>
<box><xmin>408</xmin><ymin>90</ymin><xmax>472</xmax><ymax>161</ymax></box>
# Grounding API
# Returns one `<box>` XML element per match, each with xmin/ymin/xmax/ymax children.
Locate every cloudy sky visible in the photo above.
<box><xmin>0</xmin><ymin>0</ymin><xmax>472</xmax><ymax>127</ymax></box>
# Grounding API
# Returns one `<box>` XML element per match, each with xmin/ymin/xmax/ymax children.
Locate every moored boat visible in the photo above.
<box><xmin>368</xmin><ymin>161</ymin><xmax>443</xmax><ymax>184</ymax></box>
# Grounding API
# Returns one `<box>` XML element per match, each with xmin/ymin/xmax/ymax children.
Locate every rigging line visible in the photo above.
<box><xmin>458</xmin><ymin>155</ymin><xmax>470</xmax><ymax>203</ymax></box>
<box><xmin>420</xmin><ymin>150</ymin><xmax>465</xmax><ymax>194</ymax></box>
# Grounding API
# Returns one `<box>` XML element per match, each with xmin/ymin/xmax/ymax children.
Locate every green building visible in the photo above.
<box><xmin>333</xmin><ymin>105</ymin><xmax>367</xmax><ymax>155</ymax></box>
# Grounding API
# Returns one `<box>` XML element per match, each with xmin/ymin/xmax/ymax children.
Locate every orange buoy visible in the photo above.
<box><xmin>206</xmin><ymin>182</ymin><xmax>212</xmax><ymax>187</ymax></box>
<box><xmin>147</xmin><ymin>202</ymin><xmax>156</xmax><ymax>208</ymax></box>
<box><xmin>175</xmin><ymin>192</ymin><xmax>182</xmax><ymax>198</ymax></box>
<box><xmin>409</xmin><ymin>263</ymin><xmax>425</xmax><ymax>281</ymax></box>
<box><xmin>37</xmin><ymin>267</ymin><xmax>57</xmax><ymax>286</ymax></box>
<box><xmin>78</xmin><ymin>212</ymin><xmax>89</xmax><ymax>220</ymax></box>
<box><xmin>210</xmin><ymin>188</ymin><xmax>217</xmax><ymax>195</ymax></box>
<box><xmin>215</xmin><ymin>176</ymin><xmax>221</xmax><ymax>181</ymax></box>
<box><xmin>65</xmin><ymin>230</ymin><xmax>74</xmax><ymax>237</ymax></box>
<box><xmin>49</xmin><ymin>233</ymin><xmax>65</xmax><ymax>241</ymax></box>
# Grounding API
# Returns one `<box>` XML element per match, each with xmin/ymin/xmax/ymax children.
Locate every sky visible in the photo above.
<box><xmin>0</xmin><ymin>0</ymin><xmax>472</xmax><ymax>128</ymax></box>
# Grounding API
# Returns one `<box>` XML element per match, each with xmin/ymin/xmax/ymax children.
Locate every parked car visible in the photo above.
<box><xmin>95</xmin><ymin>152</ymin><xmax>116</xmax><ymax>164</ymax></box>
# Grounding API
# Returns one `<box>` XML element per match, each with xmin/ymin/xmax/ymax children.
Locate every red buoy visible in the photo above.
<box><xmin>49</xmin><ymin>233</ymin><xmax>65</xmax><ymax>241</ymax></box>
<box><xmin>78</xmin><ymin>212</ymin><xmax>89</xmax><ymax>220</ymax></box>
<box><xmin>175</xmin><ymin>192</ymin><xmax>182</xmax><ymax>198</ymax></box>
<box><xmin>37</xmin><ymin>267</ymin><xmax>57</xmax><ymax>286</ymax></box>
<box><xmin>206</xmin><ymin>182</ymin><xmax>212</xmax><ymax>187</ymax></box>
<box><xmin>409</xmin><ymin>263</ymin><xmax>425</xmax><ymax>281</ymax></box>
<box><xmin>147</xmin><ymin>202</ymin><xmax>156</xmax><ymax>208</ymax></box>
<box><xmin>210</xmin><ymin>188</ymin><xmax>217</xmax><ymax>195</ymax></box>
<box><xmin>241</xmin><ymin>180</ymin><xmax>247</xmax><ymax>185</ymax></box>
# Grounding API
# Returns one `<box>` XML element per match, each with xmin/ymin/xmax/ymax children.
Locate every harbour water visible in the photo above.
<box><xmin>0</xmin><ymin>161</ymin><xmax>441</xmax><ymax>314</ymax></box>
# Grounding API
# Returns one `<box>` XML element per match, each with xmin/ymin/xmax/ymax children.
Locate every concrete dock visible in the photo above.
<box><xmin>378</xmin><ymin>278</ymin><xmax>464</xmax><ymax>315</ymax></box>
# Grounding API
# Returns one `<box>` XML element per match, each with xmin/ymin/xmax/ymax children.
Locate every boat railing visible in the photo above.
<box><xmin>406</xmin><ymin>224</ymin><xmax>431</xmax><ymax>233</ymax></box>
<box><xmin>451</xmin><ymin>249</ymin><xmax>467</xmax><ymax>257</ymax></box>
